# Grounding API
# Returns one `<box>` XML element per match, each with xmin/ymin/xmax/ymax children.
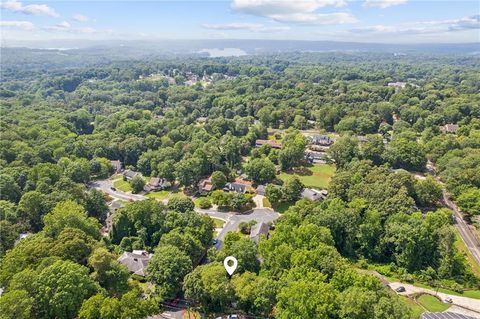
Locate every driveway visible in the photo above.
<box><xmin>195</xmin><ymin>207</ymin><xmax>280</xmax><ymax>249</ymax></box>
<box><xmin>389</xmin><ymin>282</ymin><xmax>480</xmax><ymax>313</ymax></box>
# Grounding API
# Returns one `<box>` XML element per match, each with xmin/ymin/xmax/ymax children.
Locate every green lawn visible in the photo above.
<box><xmin>211</xmin><ymin>217</ymin><xmax>225</xmax><ymax>228</ymax></box>
<box><xmin>113</xmin><ymin>178</ymin><xmax>132</xmax><ymax>192</ymax></box>
<box><xmin>417</xmin><ymin>294</ymin><xmax>450</xmax><ymax>312</ymax></box>
<box><xmin>278</xmin><ymin>163</ymin><xmax>335</xmax><ymax>189</ymax></box>
<box><xmin>400</xmin><ymin>296</ymin><xmax>424</xmax><ymax>319</ymax></box>
<box><xmin>272</xmin><ymin>201</ymin><xmax>293</xmax><ymax>214</ymax></box>
<box><xmin>454</xmin><ymin>232</ymin><xmax>480</xmax><ymax>278</ymax></box>
<box><xmin>146</xmin><ymin>190</ymin><xmax>170</xmax><ymax>200</ymax></box>
<box><xmin>262</xmin><ymin>197</ymin><xmax>272</xmax><ymax>208</ymax></box>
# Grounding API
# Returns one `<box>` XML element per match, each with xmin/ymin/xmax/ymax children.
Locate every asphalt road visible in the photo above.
<box><xmin>89</xmin><ymin>178</ymin><xmax>281</xmax><ymax>249</ymax></box>
<box><xmin>426</xmin><ymin>164</ymin><xmax>480</xmax><ymax>267</ymax></box>
<box><xmin>442</xmin><ymin>190</ymin><xmax>480</xmax><ymax>266</ymax></box>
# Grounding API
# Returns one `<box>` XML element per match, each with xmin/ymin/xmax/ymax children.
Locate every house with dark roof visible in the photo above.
<box><xmin>309</xmin><ymin>135</ymin><xmax>333</xmax><ymax>146</ymax></box>
<box><xmin>301</xmin><ymin>188</ymin><xmax>327</xmax><ymax>201</ymax></box>
<box><xmin>255</xmin><ymin>139</ymin><xmax>282</xmax><ymax>149</ymax></box>
<box><xmin>144</xmin><ymin>177</ymin><xmax>171</xmax><ymax>192</ymax></box>
<box><xmin>123</xmin><ymin>169</ymin><xmax>142</xmax><ymax>181</ymax></box>
<box><xmin>117</xmin><ymin>250</ymin><xmax>152</xmax><ymax>277</ymax></box>
<box><xmin>440</xmin><ymin>123</ymin><xmax>459</xmax><ymax>134</ymax></box>
<box><xmin>250</xmin><ymin>222</ymin><xmax>270</xmax><ymax>243</ymax></box>
<box><xmin>110</xmin><ymin>160</ymin><xmax>123</xmax><ymax>173</ymax></box>
<box><xmin>224</xmin><ymin>182</ymin><xmax>246</xmax><ymax>194</ymax></box>
<box><xmin>198</xmin><ymin>176</ymin><xmax>213</xmax><ymax>194</ymax></box>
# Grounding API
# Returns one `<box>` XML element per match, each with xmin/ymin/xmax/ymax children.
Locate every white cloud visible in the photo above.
<box><xmin>56</xmin><ymin>21</ymin><xmax>71</xmax><ymax>29</ymax></box>
<box><xmin>351</xmin><ymin>15</ymin><xmax>480</xmax><ymax>34</ymax></box>
<box><xmin>201</xmin><ymin>22</ymin><xmax>290</xmax><ymax>32</ymax></box>
<box><xmin>364</xmin><ymin>0</ymin><xmax>407</xmax><ymax>8</ymax></box>
<box><xmin>0</xmin><ymin>20</ymin><xmax>35</xmax><ymax>30</ymax></box>
<box><xmin>231</xmin><ymin>0</ymin><xmax>355</xmax><ymax>25</ymax></box>
<box><xmin>269</xmin><ymin>12</ymin><xmax>357</xmax><ymax>24</ymax></box>
<box><xmin>202</xmin><ymin>22</ymin><xmax>264</xmax><ymax>30</ymax></box>
<box><xmin>0</xmin><ymin>0</ymin><xmax>58</xmax><ymax>17</ymax></box>
<box><xmin>73</xmin><ymin>14</ymin><xmax>89</xmax><ymax>22</ymax></box>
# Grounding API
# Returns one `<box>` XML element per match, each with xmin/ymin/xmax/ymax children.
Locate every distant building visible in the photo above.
<box><xmin>255</xmin><ymin>139</ymin><xmax>282</xmax><ymax>149</ymax></box>
<box><xmin>309</xmin><ymin>135</ymin><xmax>333</xmax><ymax>146</ymax></box>
<box><xmin>388</xmin><ymin>82</ymin><xmax>407</xmax><ymax>91</ymax></box>
<box><xmin>357</xmin><ymin>135</ymin><xmax>369</xmax><ymax>143</ymax></box>
<box><xmin>301</xmin><ymin>188</ymin><xmax>327</xmax><ymax>202</ymax></box>
<box><xmin>110</xmin><ymin>160</ymin><xmax>123</xmax><ymax>173</ymax></box>
<box><xmin>123</xmin><ymin>169</ymin><xmax>141</xmax><ymax>181</ymax></box>
<box><xmin>224</xmin><ymin>182</ymin><xmax>247</xmax><ymax>194</ymax></box>
<box><xmin>440</xmin><ymin>123</ymin><xmax>459</xmax><ymax>134</ymax></box>
<box><xmin>15</xmin><ymin>232</ymin><xmax>32</xmax><ymax>246</ymax></box>
<box><xmin>198</xmin><ymin>176</ymin><xmax>213</xmax><ymax>194</ymax></box>
<box><xmin>250</xmin><ymin>222</ymin><xmax>270</xmax><ymax>243</ymax></box>
<box><xmin>196</xmin><ymin>116</ymin><xmax>208</xmax><ymax>123</ymax></box>
<box><xmin>144</xmin><ymin>177</ymin><xmax>171</xmax><ymax>192</ymax></box>
<box><xmin>117</xmin><ymin>250</ymin><xmax>152</xmax><ymax>277</ymax></box>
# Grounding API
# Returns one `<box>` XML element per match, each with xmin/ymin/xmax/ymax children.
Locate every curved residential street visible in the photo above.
<box><xmin>89</xmin><ymin>178</ymin><xmax>281</xmax><ymax>249</ymax></box>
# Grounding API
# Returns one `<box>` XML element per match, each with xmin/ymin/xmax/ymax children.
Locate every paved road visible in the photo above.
<box><xmin>389</xmin><ymin>282</ymin><xmax>480</xmax><ymax>314</ymax></box>
<box><xmin>89</xmin><ymin>179</ymin><xmax>147</xmax><ymax>201</ymax></box>
<box><xmin>90</xmin><ymin>178</ymin><xmax>281</xmax><ymax>249</ymax></box>
<box><xmin>422</xmin><ymin>163</ymin><xmax>480</xmax><ymax>268</ymax></box>
<box><xmin>442</xmin><ymin>191</ymin><xmax>480</xmax><ymax>266</ymax></box>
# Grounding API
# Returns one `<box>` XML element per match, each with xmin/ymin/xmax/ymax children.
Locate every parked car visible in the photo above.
<box><xmin>212</xmin><ymin>239</ymin><xmax>218</xmax><ymax>245</ymax></box>
<box><xmin>395</xmin><ymin>286</ymin><xmax>406</xmax><ymax>293</ymax></box>
<box><xmin>445</xmin><ymin>297</ymin><xmax>453</xmax><ymax>303</ymax></box>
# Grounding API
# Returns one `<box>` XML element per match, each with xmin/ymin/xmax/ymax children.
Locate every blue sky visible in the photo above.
<box><xmin>1</xmin><ymin>0</ymin><xmax>479</xmax><ymax>44</ymax></box>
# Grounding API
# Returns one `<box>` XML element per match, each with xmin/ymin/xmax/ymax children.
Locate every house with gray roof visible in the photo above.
<box><xmin>117</xmin><ymin>250</ymin><xmax>152</xmax><ymax>277</ymax></box>
<box><xmin>301</xmin><ymin>188</ymin><xmax>327</xmax><ymax>201</ymax></box>
<box><xmin>309</xmin><ymin>135</ymin><xmax>333</xmax><ymax>146</ymax></box>
<box><xmin>224</xmin><ymin>182</ymin><xmax>246</xmax><ymax>194</ymax></box>
<box><xmin>250</xmin><ymin>222</ymin><xmax>270</xmax><ymax>243</ymax></box>
<box><xmin>123</xmin><ymin>169</ymin><xmax>142</xmax><ymax>181</ymax></box>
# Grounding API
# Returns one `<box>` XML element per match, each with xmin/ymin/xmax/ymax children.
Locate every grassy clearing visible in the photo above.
<box><xmin>272</xmin><ymin>201</ymin><xmax>293</xmax><ymax>214</ymax></box>
<box><xmin>113</xmin><ymin>178</ymin><xmax>132</xmax><ymax>192</ymax></box>
<box><xmin>400</xmin><ymin>296</ymin><xmax>424</xmax><ymax>319</ymax></box>
<box><xmin>454</xmin><ymin>232</ymin><xmax>480</xmax><ymax>278</ymax></box>
<box><xmin>145</xmin><ymin>190</ymin><xmax>170</xmax><ymax>200</ymax></box>
<box><xmin>211</xmin><ymin>217</ymin><xmax>225</xmax><ymax>228</ymax></box>
<box><xmin>416</xmin><ymin>294</ymin><xmax>450</xmax><ymax>312</ymax></box>
<box><xmin>278</xmin><ymin>163</ymin><xmax>335</xmax><ymax>189</ymax></box>
<box><xmin>262</xmin><ymin>197</ymin><xmax>272</xmax><ymax>208</ymax></box>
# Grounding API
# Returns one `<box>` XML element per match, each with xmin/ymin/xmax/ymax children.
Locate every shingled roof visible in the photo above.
<box><xmin>117</xmin><ymin>251</ymin><xmax>152</xmax><ymax>277</ymax></box>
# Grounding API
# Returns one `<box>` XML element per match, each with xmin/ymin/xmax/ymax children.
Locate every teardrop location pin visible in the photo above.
<box><xmin>223</xmin><ymin>256</ymin><xmax>238</xmax><ymax>276</ymax></box>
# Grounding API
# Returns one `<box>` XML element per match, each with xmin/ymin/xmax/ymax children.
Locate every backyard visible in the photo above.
<box><xmin>278</xmin><ymin>163</ymin><xmax>336</xmax><ymax>189</ymax></box>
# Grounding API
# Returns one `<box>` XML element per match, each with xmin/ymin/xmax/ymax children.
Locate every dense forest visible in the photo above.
<box><xmin>0</xmin><ymin>50</ymin><xmax>479</xmax><ymax>319</ymax></box>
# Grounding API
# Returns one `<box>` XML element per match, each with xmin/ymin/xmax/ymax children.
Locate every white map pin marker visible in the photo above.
<box><xmin>223</xmin><ymin>256</ymin><xmax>238</xmax><ymax>276</ymax></box>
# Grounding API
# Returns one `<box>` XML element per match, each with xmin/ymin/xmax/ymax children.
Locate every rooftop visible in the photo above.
<box><xmin>421</xmin><ymin>312</ymin><xmax>478</xmax><ymax>319</ymax></box>
<box><xmin>117</xmin><ymin>251</ymin><xmax>152</xmax><ymax>277</ymax></box>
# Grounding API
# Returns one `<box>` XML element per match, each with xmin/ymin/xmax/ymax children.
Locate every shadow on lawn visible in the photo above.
<box><xmin>284</xmin><ymin>165</ymin><xmax>314</xmax><ymax>176</ymax></box>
